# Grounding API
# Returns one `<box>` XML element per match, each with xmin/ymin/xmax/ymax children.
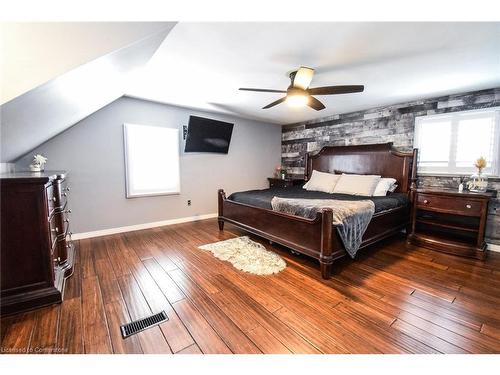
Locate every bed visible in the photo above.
<box><xmin>217</xmin><ymin>143</ymin><xmax>418</xmax><ymax>279</ymax></box>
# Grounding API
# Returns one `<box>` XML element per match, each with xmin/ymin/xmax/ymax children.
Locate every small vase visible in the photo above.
<box><xmin>468</xmin><ymin>171</ymin><xmax>488</xmax><ymax>193</ymax></box>
<box><xmin>30</xmin><ymin>164</ymin><xmax>42</xmax><ymax>172</ymax></box>
<box><xmin>458</xmin><ymin>183</ymin><xmax>464</xmax><ymax>193</ymax></box>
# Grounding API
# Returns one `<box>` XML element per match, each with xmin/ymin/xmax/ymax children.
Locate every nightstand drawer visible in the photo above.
<box><xmin>268</xmin><ymin>178</ymin><xmax>303</xmax><ymax>189</ymax></box>
<box><xmin>417</xmin><ymin>193</ymin><xmax>483</xmax><ymax>217</ymax></box>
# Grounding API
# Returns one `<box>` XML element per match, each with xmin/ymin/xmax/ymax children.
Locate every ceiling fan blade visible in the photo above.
<box><xmin>263</xmin><ymin>97</ymin><xmax>287</xmax><ymax>109</ymax></box>
<box><xmin>308</xmin><ymin>96</ymin><xmax>326</xmax><ymax>111</ymax></box>
<box><xmin>292</xmin><ymin>67</ymin><xmax>315</xmax><ymax>89</ymax></box>
<box><xmin>239</xmin><ymin>88</ymin><xmax>286</xmax><ymax>93</ymax></box>
<box><xmin>307</xmin><ymin>85</ymin><xmax>364</xmax><ymax>96</ymax></box>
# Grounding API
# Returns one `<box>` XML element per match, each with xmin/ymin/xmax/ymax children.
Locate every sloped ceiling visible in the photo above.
<box><xmin>0</xmin><ymin>23</ymin><xmax>175</xmax><ymax>162</ymax></box>
<box><xmin>126</xmin><ymin>22</ymin><xmax>500</xmax><ymax>125</ymax></box>
<box><xmin>0</xmin><ymin>22</ymin><xmax>171</xmax><ymax>104</ymax></box>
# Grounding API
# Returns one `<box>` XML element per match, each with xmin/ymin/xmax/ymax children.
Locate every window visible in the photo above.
<box><xmin>123</xmin><ymin>123</ymin><xmax>180</xmax><ymax>198</ymax></box>
<box><xmin>414</xmin><ymin>108</ymin><xmax>500</xmax><ymax>175</ymax></box>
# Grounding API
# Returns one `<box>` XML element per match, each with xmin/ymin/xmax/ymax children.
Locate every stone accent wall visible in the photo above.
<box><xmin>281</xmin><ymin>87</ymin><xmax>500</xmax><ymax>245</ymax></box>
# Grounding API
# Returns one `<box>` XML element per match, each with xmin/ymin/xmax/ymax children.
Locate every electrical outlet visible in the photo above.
<box><xmin>187</xmin><ymin>200</ymin><xmax>191</xmax><ymax>206</ymax></box>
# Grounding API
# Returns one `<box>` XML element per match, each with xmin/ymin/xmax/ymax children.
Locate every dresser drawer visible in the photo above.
<box><xmin>46</xmin><ymin>184</ymin><xmax>56</xmax><ymax>216</ymax></box>
<box><xmin>49</xmin><ymin>215</ymin><xmax>60</xmax><ymax>245</ymax></box>
<box><xmin>59</xmin><ymin>190</ymin><xmax>70</xmax><ymax>209</ymax></box>
<box><xmin>417</xmin><ymin>193</ymin><xmax>483</xmax><ymax>217</ymax></box>
<box><xmin>53</xmin><ymin>179</ymin><xmax>70</xmax><ymax>209</ymax></box>
<box><xmin>59</xmin><ymin>213</ymin><xmax>70</xmax><ymax>239</ymax></box>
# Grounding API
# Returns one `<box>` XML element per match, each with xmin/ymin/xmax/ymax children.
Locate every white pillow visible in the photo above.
<box><xmin>373</xmin><ymin>178</ymin><xmax>398</xmax><ymax>196</ymax></box>
<box><xmin>333</xmin><ymin>174</ymin><xmax>381</xmax><ymax>196</ymax></box>
<box><xmin>303</xmin><ymin>170</ymin><xmax>340</xmax><ymax>193</ymax></box>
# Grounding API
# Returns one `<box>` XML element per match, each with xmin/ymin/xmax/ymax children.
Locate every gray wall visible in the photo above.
<box><xmin>0</xmin><ymin>163</ymin><xmax>14</xmax><ymax>173</ymax></box>
<box><xmin>281</xmin><ymin>87</ymin><xmax>500</xmax><ymax>245</ymax></box>
<box><xmin>15</xmin><ymin>97</ymin><xmax>282</xmax><ymax>233</ymax></box>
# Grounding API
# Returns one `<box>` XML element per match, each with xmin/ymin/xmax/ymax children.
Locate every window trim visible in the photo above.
<box><xmin>414</xmin><ymin>106</ymin><xmax>500</xmax><ymax>177</ymax></box>
<box><xmin>123</xmin><ymin>123</ymin><xmax>181</xmax><ymax>199</ymax></box>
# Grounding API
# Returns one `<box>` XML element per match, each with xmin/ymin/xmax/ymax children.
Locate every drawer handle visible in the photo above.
<box><xmin>466</xmin><ymin>204</ymin><xmax>472</xmax><ymax>209</ymax></box>
<box><xmin>52</xmin><ymin>196</ymin><xmax>57</xmax><ymax>202</ymax></box>
<box><xmin>62</xmin><ymin>192</ymin><xmax>68</xmax><ymax>197</ymax></box>
<box><xmin>65</xmin><ymin>186</ymin><xmax>71</xmax><ymax>192</ymax></box>
<box><xmin>423</xmin><ymin>199</ymin><xmax>429</xmax><ymax>204</ymax></box>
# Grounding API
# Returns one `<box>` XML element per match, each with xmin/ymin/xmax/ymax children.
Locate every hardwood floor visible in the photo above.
<box><xmin>1</xmin><ymin>218</ymin><xmax>500</xmax><ymax>354</ymax></box>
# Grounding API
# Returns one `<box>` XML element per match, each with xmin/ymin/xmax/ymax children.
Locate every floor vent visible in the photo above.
<box><xmin>120</xmin><ymin>311</ymin><xmax>168</xmax><ymax>339</ymax></box>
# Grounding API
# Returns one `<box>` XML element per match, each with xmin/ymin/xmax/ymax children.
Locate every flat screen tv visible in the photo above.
<box><xmin>184</xmin><ymin>115</ymin><xmax>234</xmax><ymax>154</ymax></box>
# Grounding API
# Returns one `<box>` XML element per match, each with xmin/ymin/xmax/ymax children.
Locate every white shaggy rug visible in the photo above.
<box><xmin>198</xmin><ymin>236</ymin><xmax>286</xmax><ymax>275</ymax></box>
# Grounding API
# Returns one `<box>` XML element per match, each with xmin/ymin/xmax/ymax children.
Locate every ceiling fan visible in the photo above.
<box><xmin>239</xmin><ymin>67</ymin><xmax>364</xmax><ymax>111</ymax></box>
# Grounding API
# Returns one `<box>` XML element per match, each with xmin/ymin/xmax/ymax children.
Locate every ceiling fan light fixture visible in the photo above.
<box><xmin>286</xmin><ymin>93</ymin><xmax>309</xmax><ymax>107</ymax></box>
<box><xmin>239</xmin><ymin>67</ymin><xmax>363</xmax><ymax>110</ymax></box>
<box><xmin>292</xmin><ymin>67</ymin><xmax>315</xmax><ymax>90</ymax></box>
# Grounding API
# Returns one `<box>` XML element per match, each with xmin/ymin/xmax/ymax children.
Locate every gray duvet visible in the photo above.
<box><xmin>270</xmin><ymin>196</ymin><xmax>375</xmax><ymax>258</ymax></box>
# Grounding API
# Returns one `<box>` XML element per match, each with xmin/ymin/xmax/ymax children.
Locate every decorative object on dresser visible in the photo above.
<box><xmin>29</xmin><ymin>154</ymin><xmax>48</xmax><ymax>172</ymax></box>
<box><xmin>468</xmin><ymin>156</ymin><xmax>489</xmax><ymax>193</ymax></box>
<box><xmin>408</xmin><ymin>188</ymin><xmax>495</xmax><ymax>259</ymax></box>
<box><xmin>267</xmin><ymin>177</ymin><xmax>303</xmax><ymax>189</ymax></box>
<box><xmin>0</xmin><ymin>171</ymin><xmax>74</xmax><ymax>315</ymax></box>
<box><xmin>458</xmin><ymin>175</ymin><xmax>468</xmax><ymax>193</ymax></box>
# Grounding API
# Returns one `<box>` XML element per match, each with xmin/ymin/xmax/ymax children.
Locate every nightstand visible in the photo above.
<box><xmin>267</xmin><ymin>178</ymin><xmax>304</xmax><ymax>189</ymax></box>
<box><xmin>408</xmin><ymin>188</ymin><xmax>495</xmax><ymax>259</ymax></box>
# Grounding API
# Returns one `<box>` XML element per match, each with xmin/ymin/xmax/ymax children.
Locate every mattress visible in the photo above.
<box><xmin>228</xmin><ymin>185</ymin><xmax>409</xmax><ymax>214</ymax></box>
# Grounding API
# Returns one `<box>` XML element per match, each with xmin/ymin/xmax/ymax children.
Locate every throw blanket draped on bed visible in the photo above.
<box><xmin>270</xmin><ymin>197</ymin><xmax>375</xmax><ymax>258</ymax></box>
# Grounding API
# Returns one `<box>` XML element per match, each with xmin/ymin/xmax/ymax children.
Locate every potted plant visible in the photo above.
<box><xmin>467</xmin><ymin>156</ymin><xmax>488</xmax><ymax>193</ymax></box>
<box><xmin>29</xmin><ymin>154</ymin><xmax>47</xmax><ymax>172</ymax></box>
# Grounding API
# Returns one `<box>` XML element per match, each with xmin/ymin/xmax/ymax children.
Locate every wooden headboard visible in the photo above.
<box><xmin>304</xmin><ymin>143</ymin><xmax>418</xmax><ymax>194</ymax></box>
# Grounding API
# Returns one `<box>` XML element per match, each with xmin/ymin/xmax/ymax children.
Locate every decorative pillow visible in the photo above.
<box><xmin>333</xmin><ymin>174</ymin><xmax>381</xmax><ymax>196</ymax></box>
<box><xmin>373</xmin><ymin>178</ymin><xmax>398</xmax><ymax>196</ymax></box>
<box><xmin>303</xmin><ymin>170</ymin><xmax>340</xmax><ymax>193</ymax></box>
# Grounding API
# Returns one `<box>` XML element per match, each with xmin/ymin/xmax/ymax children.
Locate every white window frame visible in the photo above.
<box><xmin>123</xmin><ymin>123</ymin><xmax>181</xmax><ymax>198</ymax></box>
<box><xmin>414</xmin><ymin>107</ymin><xmax>500</xmax><ymax>176</ymax></box>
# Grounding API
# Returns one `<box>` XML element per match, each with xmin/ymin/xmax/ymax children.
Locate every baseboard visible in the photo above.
<box><xmin>72</xmin><ymin>217</ymin><xmax>500</xmax><ymax>253</ymax></box>
<box><xmin>72</xmin><ymin>213</ymin><xmax>218</xmax><ymax>240</ymax></box>
<box><xmin>487</xmin><ymin>243</ymin><xmax>500</xmax><ymax>253</ymax></box>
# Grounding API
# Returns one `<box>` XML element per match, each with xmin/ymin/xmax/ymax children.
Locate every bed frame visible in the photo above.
<box><xmin>218</xmin><ymin>143</ymin><xmax>418</xmax><ymax>279</ymax></box>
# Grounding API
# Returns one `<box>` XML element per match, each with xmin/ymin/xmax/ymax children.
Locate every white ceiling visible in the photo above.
<box><xmin>0</xmin><ymin>22</ymin><xmax>171</xmax><ymax>104</ymax></box>
<box><xmin>126</xmin><ymin>22</ymin><xmax>500</xmax><ymax>125</ymax></box>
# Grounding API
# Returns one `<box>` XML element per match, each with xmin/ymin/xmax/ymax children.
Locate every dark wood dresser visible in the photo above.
<box><xmin>408</xmin><ymin>188</ymin><xmax>494</xmax><ymax>259</ymax></box>
<box><xmin>267</xmin><ymin>177</ymin><xmax>304</xmax><ymax>188</ymax></box>
<box><xmin>0</xmin><ymin>171</ymin><xmax>74</xmax><ymax>315</ymax></box>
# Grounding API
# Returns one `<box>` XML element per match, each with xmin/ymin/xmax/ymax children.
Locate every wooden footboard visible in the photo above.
<box><xmin>218</xmin><ymin>189</ymin><xmax>338</xmax><ymax>278</ymax></box>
